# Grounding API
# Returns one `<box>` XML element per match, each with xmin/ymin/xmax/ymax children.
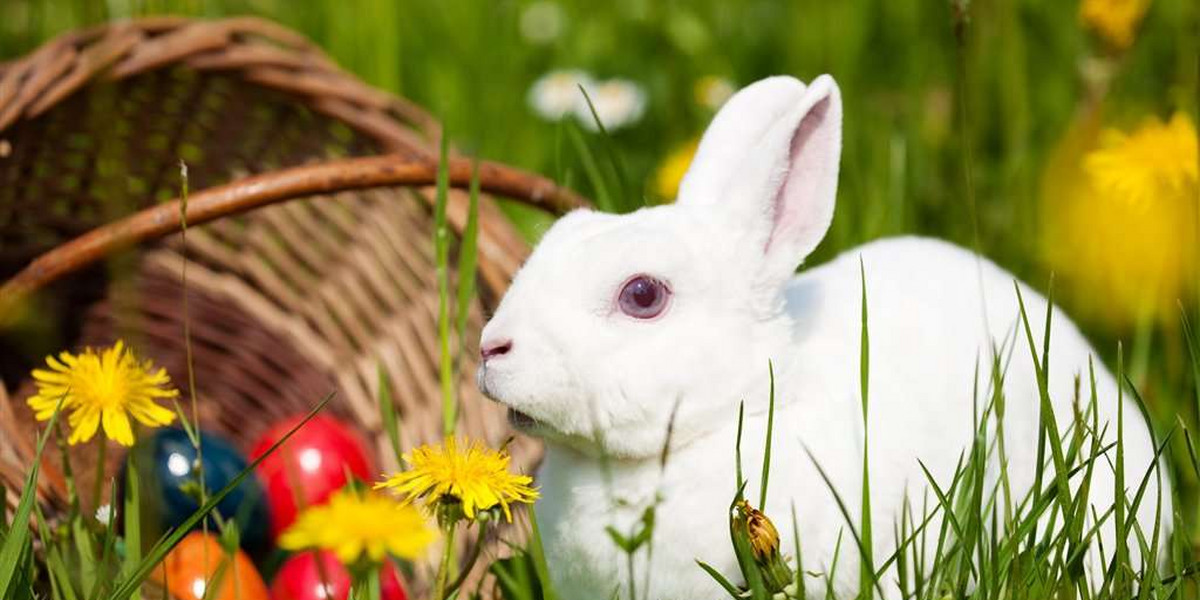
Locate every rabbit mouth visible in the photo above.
<box><xmin>478</xmin><ymin>365</ymin><xmax>552</xmax><ymax>434</ymax></box>
<box><xmin>507</xmin><ymin>408</ymin><xmax>542</xmax><ymax>431</ymax></box>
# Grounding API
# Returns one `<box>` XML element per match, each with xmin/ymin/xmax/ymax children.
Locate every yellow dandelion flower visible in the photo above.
<box><xmin>26</xmin><ymin>340</ymin><xmax>178</xmax><ymax>446</ymax></box>
<box><xmin>1079</xmin><ymin>0</ymin><xmax>1151</xmax><ymax>50</ymax></box>
<box><xmin>653</xmin><ymin>138</ymin><xmax>700</xmax><ymax>202</ymax></box>
<box><xmin>279</xmin><ymin>488</ymin><xmax>434</xmax><ymax>565</ymax></box>
<box><xmin>1041</xmin><ymin>112</ymin><xmax>1198</xmax><ymax>328</ymax></box>
<box><xmin>1086</xmin><ymin>112</ymin><xmax>1198</xmax><ymax>207</ymax></box>
<box><xmin>374</xmin><ymin>437</ymin><xmax>538</xmax><ymax>522</ymax></box>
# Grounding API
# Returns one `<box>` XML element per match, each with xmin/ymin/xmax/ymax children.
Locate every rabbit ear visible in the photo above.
<box><xmin>678</xmin><ymin>75</ymin><xmax>842</xmax><ymax>283</ymax></box>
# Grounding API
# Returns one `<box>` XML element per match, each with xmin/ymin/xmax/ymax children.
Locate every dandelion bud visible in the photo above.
<box><xmin>739</xmin><ymin>500</ymin><xmax>781</xmax><ymax>561</ymax></box>
<box><xmin>732</xmin><ymin>500</ymin><xmax>794</xmax><ymax>593</ymax></box>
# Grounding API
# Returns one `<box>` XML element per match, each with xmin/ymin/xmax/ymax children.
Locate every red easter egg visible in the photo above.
<box><xmin>155</xmin><ymin>532</ymin><xmax>270</xmax><ymax>600</ymax></box>
<box><xmin>249</xmin><ymin>415</ymin><xmax>375</xmax><ymax>539</ymax></box>
<box><xmin>270</xmin><ymin>550</ymin><xmax>408</xmax><ymax>600</ymax></box>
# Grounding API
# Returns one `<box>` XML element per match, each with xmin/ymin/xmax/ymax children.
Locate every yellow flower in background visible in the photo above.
<box><xmin>1086</xmin><ymin>113</ymin><xmax>1197</xmax><ymax>207</ymax></box>
<box><xmin>27</xmin><ymin>340</ymin><xmax>178</xmax><ymax>446</ymax></box>
<box><xmin>279</xmin><ymin>488</ymin><xmax>433</xmax><ymax>564</ymax></box>
<box><xmin>375</xmin><ymin>437</ymin><xmax>537</xmax><ymax>522</ymax></box>
<box><xmin>1079</xmin><ymin>0</ymin><xmax>1151</xmax><ymax>50</ymax></box>
<box><xmin>694</xmin><ymin>75</ymin><xmax>735</xmax><ymax>111</ymax></box>
<box><xmin>1042</xmin><ymin>112</ymin><xmax>1198</xmax><ymax>328</ymax></box>
<box><xmin>653</xmin><ymin>138</ymin><xmax>700</xmax><ymax>201</ymax></box>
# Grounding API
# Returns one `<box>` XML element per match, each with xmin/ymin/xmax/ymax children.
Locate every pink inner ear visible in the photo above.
<box><xmin>766</xmin><ymin>96</ymin><xmax>833</xmax><ymax>252</ymax></box>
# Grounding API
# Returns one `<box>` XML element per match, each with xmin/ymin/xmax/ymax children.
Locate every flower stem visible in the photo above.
<box><xmin>627</xmin><ymin>548</ymin><xmax>637</xmax><ymax>600</ymax></box>
<box><xmin>444</xmin><ymin>521</ymin><xmax>489</xmax><ymax>598</ymax></box>
<box><xmin>366</xmin><ymin>562</ymin><xmax>382</xmax><ymax>600</ymax></box>
<box><xmin>53</xmin><ymin>421</ymin><xmax>78</xmax><ymax>510</ymax></box>
<box><xmin>433</xmin><ymin>520</ymin><xmax>459</xmax><ymax>600</ymax></box>
<box><xmin>91</xmin><ymin>438</ymin><xmax>106</xmax><ymax>512</ymax></box>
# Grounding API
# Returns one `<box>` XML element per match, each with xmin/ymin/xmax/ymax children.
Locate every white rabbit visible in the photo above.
<box><xmin>477</xmin><ymin>75</ymin><xmax>1170</xmax><ymax>599</ymax></box>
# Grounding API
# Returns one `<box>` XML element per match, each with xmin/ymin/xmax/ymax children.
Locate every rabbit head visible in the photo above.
<box><xmin>478</xmin><ymin>75</ymin><xmax>842</xmax><ymax>458</ymax></box>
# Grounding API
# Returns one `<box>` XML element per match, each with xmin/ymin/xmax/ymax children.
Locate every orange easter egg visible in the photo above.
<box><xmin>154</xmin><ymin>532</ymin><xmax>270</xmax><ymax>600</ymax></box>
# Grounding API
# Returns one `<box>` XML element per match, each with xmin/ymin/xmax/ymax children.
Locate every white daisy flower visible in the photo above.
<box><xmin>576</xmin><ymin>78</ymin><xmax>646</xmax><ymax>132</ymax></box>
<box><xmin>520</xmin><ymin>1</ymin><xmax>566</xmax><ymax>45</ymax></box>
<box><xmin>528</xmin><ymin>69</ymin><xmax>595</xmax><ymax>121</ymax></box>
<box><xmin>95</xmin><ymin>503</ymin><xmax>115</xmax><ymax>526</ymax></box>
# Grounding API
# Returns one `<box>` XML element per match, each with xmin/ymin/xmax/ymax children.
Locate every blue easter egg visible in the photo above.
<box><xmin>123</xmin><ymin>428</ymin><xmax>270</xmax><ymax>557</ymax></box>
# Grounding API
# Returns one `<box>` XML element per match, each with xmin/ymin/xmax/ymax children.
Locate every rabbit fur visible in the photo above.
<box><xmin>477</xmin><ymin>75</ymin><xmax>1170</xmax><ymax>599</ymax></box>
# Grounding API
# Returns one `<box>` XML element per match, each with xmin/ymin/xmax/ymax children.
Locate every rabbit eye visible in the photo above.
<box><xmin>618</xmin><ymin>275</ymin><xmax>670</xmax><ymax>319</ymax></box>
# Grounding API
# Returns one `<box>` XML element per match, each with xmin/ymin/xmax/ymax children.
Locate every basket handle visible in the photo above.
<box><xmin>0</xmin><ymin>154</ymin><xmax>587</xmax><ymax>325</ymax></box>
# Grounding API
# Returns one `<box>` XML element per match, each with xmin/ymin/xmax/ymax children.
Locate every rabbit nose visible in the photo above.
<box><xmin>481</xmin><ymin>338</ymin><xmax>513</xmax><ymax>361</ymax></box>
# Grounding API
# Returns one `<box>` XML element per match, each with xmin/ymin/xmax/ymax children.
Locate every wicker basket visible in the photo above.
<box><xmin>0</xmin><ymin>16</ymin><xmax>585</xmax><ymax>593</ymax></box>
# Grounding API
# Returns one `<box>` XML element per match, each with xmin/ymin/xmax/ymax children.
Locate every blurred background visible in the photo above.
<box><xmin>1</xmin><ymin>0</ymin><xmax>1196</xmax><ymax>499</ymax></box>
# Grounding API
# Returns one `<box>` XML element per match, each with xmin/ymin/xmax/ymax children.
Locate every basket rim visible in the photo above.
<box><xmin>0</xmin><ymin>15</ymin><xmax>440</xmax><ymax>153</ymax></box>
<box><xmin>0</xmin><ymin>153</ymin><xmax>586</xmax><ymax>324</ymax></box>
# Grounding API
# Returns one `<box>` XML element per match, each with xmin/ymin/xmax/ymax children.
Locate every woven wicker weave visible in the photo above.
<box><xmin>0</xmin><ymin>16</ymin><xmax>585</xmax><ymax>591</ymax></box>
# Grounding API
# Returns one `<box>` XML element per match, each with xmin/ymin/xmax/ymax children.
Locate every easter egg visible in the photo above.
<box><xmin>156</xmin><ymin>532</ymin><xmax>270</xmax><ymax>600</ymax></box>
<box><xmin>124</xmin><ymin>428</ymin><xmax>271</xmax><ymax>556</ymax></box>
<box><xmin>249</xmin><ymin>415</ymin><xmax>374</xmax><ymax>539</ymax></box>
<box><xmin>270</xmin><ymin>551</ymin><xmax>407</xmax><ymax>600</ymax></box>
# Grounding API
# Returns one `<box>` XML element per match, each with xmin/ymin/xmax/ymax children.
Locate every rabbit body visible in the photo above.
<box><xmin>533</xmin><ymin>237</ymin><xmax>1164</xmax><ymax>599</ymax></box>
<box><xmin>478</xmin><ymin>76</ymin><xmax>1169</xmax><ymax>599</ymax></box>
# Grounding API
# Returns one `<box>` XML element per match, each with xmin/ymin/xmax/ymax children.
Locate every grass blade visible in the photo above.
<box><xmin>527</xmin><ymin>509</ymin><xmax>559</xmax><ymax>600</ymax></box>
<box><xmin>72</xmin><ymin>516</ymin><xmax>98</xmax><ymax>598</ymax></box>
<box><xmin>1181</xmin><ymin>304</ymin><xmax>1200</xmax><ymax>416</ymax></box>
<box><xmin>377</xmin><ymin>364</ymin><xmax>404</xmax><ymax>467</ymax></box>
<box><xmin>576</xmin><ymin>85</ymin><xmax>635</xmax><ymax>210</ymax></box>
<box><xmin>434</xmin><ymin>133</ymin><xmax>456</xmax><ymax>436</ymax></box>
<box><xmin>490</xmin><ymin>555</ymin><xmax>536</xmax><ymax>600</ymax></box>
<box><xmin>760</xmin><ymin>361</ymin><xmax>775</xmax><ymax>510</ymax></box>
<box><xmin>0</xmin><ymin>394</ymin><xmax>64</xmax><ymax>596</ymax></box>
<box><xmin>123</xmin><ymin>448</ymin><xmax>143</xmax><ymax>600</ymax></box>
<box><xmin>1014</xmin><ymin>283</ymin><xmax>1071</xmax><ymax>518</ymax></box>
<box><xmin>35</xmin><ymin>505</ymin><xmax>78</xmax><ymax>600</ymax></box>
<box><xmin>455</xmin><ymin>158</ymin><xmax>481</xmax><ymax>367</ymax></box>
<box><xmin>825</xmin><ymin>531</ymin><xmax>844</xmax><ymax>600</ymax></box>
<box><xmin>735</xmin><ymin>401</ymin><xmax>745</xmax><ymax>491</ymax></box>
<box><xmin>1113</xmin><ymin>344</ymin><xmax>1129</xmax><ymax>596</ymax></box>
<box><xmin>792</xmin><ymin>502</ymin><xmax>806</xmax><ymax>600</ymax></box>
<box><xmin>89</xmin><ymin>480</ymin><xmax>121</xmax><ymax>600</ymax></box>
<box><xmin>367</xmin><ymin>563</ymin><xmax>382</xmax><ymax>600</ymax></box>
<box><xmin>802</xmin><ymin>444</ymin><xmax>884</xmax><ymax>599</ymax></box>
<box><xmin>695</xmin><ymin>561</ymin><xmax>743</xmax><ymax>598</ymax></box>
<box><xmin>566</xmin><ymin>121</ymin><xmax>613</xmax><ymax>211</ymax></box>
<box><xmin>858</xmin><ymin>258</ymin><xmax>874</xmax><ymax>599</ymax></box>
